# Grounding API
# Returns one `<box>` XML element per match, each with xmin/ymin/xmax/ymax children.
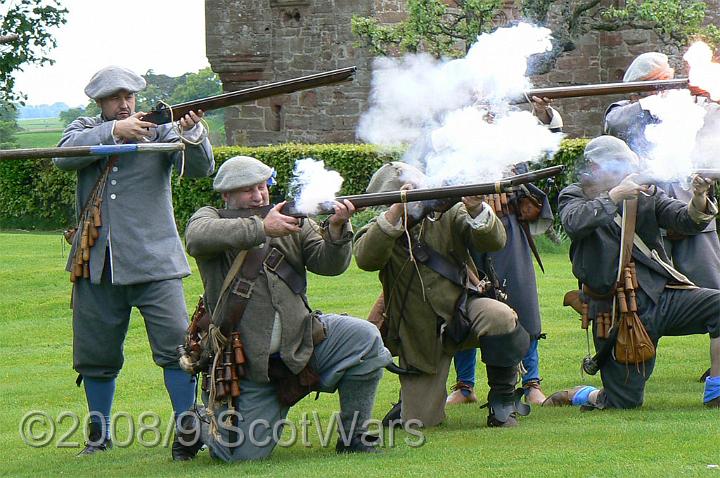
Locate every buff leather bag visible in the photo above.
<box><xmin>614</xmin><ymin>310</ymin><xmax>655</xmax><ymax>366</ymax></box>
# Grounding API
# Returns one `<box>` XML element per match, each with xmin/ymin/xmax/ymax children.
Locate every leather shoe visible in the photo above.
<box><xmin>487</xmin><ymin>413</ymin><xmax>518</xmax><ymax>428</ymax></box>
<box><xmin>699</xmin><ymin>368</ymin><xmax>711</xmax><ymax>382</ymax></box>
<box><xmin>705</xmin><ymin>396</ymin><xmax>720</xmax><ymax>408</ymax></box>
<box><xmin>381</xmin><ymin>401</ymin><xmax>403</xmax><ymax>428</ymax></box>
<box><xmin>446</xmin><ymin>382</ymin><xmax>478</xmax><ymax>405</ymax></box>
<box><xmin>76</xmin><ymin>422</ymin><xmax>112</xmax><ymax>457</ymax></box>
<box><xmin>336</xmin><ymin>433</ymin><xmax>382</xmax><ymax>454</ymax></box>
<box><xmin>523</xmin><ymin>380</ymin><xmax>547</xmax><ymax>405</ymax></box>
<box><xmin>171</xmin><ymin>412</ymin><xmax>204</xmax><ymax>461</ymax></box>
<box><xmin>542</xmin><ymin>386</ymin><xmax>587</xmax><ymax>407</ymax></box>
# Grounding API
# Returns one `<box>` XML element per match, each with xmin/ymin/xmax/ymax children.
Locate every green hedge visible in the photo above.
<box><xmin>0</xmin><ymin>140</ymin><xmax>589</xmax><ymax>231</ymax></box>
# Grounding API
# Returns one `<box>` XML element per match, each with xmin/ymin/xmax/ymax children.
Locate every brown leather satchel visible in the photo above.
<box><xmin>367</xmin><ymin>293</ymin><xmax>388</xmax><ymax>339</ymax></box>
<box><xmin>614</xmin><ymin>311</ymin><xmax>655</xmax><ymax>365</ymax></box>
<box><xmin>268</xmin><ymin>357</ymin><xmax>321</xmax><ymax>406</ymax></box>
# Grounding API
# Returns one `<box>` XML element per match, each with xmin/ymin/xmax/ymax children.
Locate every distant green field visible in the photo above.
<box><xmin>18</xmin><ymin>117</ymin><xmax>64</xmax><ymax>132</ymax></box>
<box><xmin>15</xmin><ymin>130</ymin><xmax>62</xmax><ymax>149</ymax></box>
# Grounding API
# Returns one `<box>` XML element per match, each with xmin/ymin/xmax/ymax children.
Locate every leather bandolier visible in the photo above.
<box><xmin>179</xmin><ymin>207</ymin><xmax>322</xmax><ymax>427</ymax></box>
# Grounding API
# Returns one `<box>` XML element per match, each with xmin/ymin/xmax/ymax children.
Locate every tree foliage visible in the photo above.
<box><xmin>352</xmin><ymin>0</ymin><xmax>719</xmax><ymax>71</ymax></box>
<box><xmin>0</xmin><ymin>101</ymin><xmax>19</xmax><ymax>149</ymax></box>
<box><xmin>0</xmin><ymin>0</ymin><xmax>67</xmax><ymax>104</ymax></box>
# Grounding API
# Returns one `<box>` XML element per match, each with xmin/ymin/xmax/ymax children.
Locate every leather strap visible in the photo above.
<box><xmin>404</xmin><ymin>238</ymin><xmax>465</xmax><ymax>287</ymax></box>
<box><xmin>518</xmin><ymin>219</ymin><xmax>545</xmax><ymax>273</ymax></box>
<box><xmin>216</xmin><ymin>242</ymin><xmax>271</xmax><ymax>335</ymax></box>
<box><xmin>264</xmin><ymin>247</ymin><xmax>307</xmax><ymax>294</ymax></box>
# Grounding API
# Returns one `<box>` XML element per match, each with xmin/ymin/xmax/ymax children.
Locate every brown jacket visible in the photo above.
<box><xmin>353</xmin><ymin>203</ymin><xmax>506</xmax><ymax>374</ymax></box>
<box><xmin>185</xmin><ymin>206</ymin><xmax>352</xmax><ymax>382</ymax></box>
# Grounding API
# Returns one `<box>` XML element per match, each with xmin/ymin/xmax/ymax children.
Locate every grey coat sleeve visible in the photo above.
<box><xmin>53</xmin><ymin>117</ymin><xmax>115</xmax><ymax>170</ymax></box>
<box><xmin>299</xmin><ymin>220</ymin><xmax>352</xmax><ymax>276</ymax></box>
<box><xmin>654</xmin><ymin>188</ymin><xmax>715</xmax><ymax>234</ymax></box>
<box><xmin>155</xmin><ymin>124</ymin><xmax>215</xmax><ymax>178</ymax></box>
<box><xmin>559</xmin><ymin>185</ymin><xmax>619</xmax><ymax>240</ymax></box>
<box><xmin>185</xmin><ymin>206</ymin><xmax>266</xmax><ymax>258</ymax></box>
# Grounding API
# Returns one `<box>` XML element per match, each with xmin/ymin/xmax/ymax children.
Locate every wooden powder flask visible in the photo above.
<box><xmin>214</xmin><ymin>358</ymin><xmax>226</xmax><ymax>399</ymax></box>
<box><xmin>581</xmin><ymin>303</ymin><xmax>589</xmax><ymax>330</ymax></box>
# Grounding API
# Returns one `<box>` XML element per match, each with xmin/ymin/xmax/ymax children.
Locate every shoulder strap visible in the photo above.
<box><xmin>612</xmin><ymin>209</ymin><xmax>695</xmax><ymax>286</ymax></box>
<box><xmin>403</xmin><ymin>236</ymin><xmax>465</xmax><ymax>287</ymax></box>
<box><xmin>213</xmin><ymin>242</ymin><xmax>272</xmax><ymax>334</ymax></box>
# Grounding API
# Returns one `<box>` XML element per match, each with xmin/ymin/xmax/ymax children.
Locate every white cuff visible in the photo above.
<box><xmin>468</xmin><ymin>202</ymin><xmax>493</xmax><ymax>229</ymax></box>
<box><xmin>688</xmin><ymin>197</ymin><xmax>719</xmax><ymax>223</ymax></box>
<box><xmin>180</xmin><ymin>122</ymin><xmax>205</xmax><ymax>142</ymax></box>
<box><xmin>546</xmin><ymin>107</ymin><xmax>563</xmax><ymax>130</ymax></box>
<box><xmin>376</xmin><ymin>211</ymin><xmax>405</xmax><ymax>238</ymax></box>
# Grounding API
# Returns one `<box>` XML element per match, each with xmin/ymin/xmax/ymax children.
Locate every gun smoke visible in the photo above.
<box><xmin>357</xmin><ymin>22</ymin><xmax>563</xmax><ymax>186</ymax></box>
<box><xmin>289</xmin><ymin>158</ymin><xmax>344</xmax><ymax>215</ymax></box>
<box><xmin>639</xmin><ymin>41</ymin><xmax>720</xmax><ymax>180</ymax></box>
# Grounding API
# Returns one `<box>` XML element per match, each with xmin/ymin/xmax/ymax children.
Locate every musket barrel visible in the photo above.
<box><xmin>282</xmin><ymin>165</ymin><xmax>564</xmax><ymax>216</ymax></box>
<box><xmin>513</xmin><ymin>78</ymin><xmax>689</xmax><ymax>104</ymax></box>
<box><xmin>0</xmin><ymin>143</ymin><xmax>185</xmax><ymax>161</ymax></box>
<box><xmin>694</xmin><ymin>169</ymin><xmax>720</xmax><ymax>179</ymax></box>
<box><xmin>142</xmin><ymin>66</ymin><xmax>357</xmax><ymax>125</ymax></box>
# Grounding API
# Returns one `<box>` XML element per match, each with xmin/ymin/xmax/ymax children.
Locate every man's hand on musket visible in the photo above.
<box><xmin>328</xmin><ymin>199</ymin><xmax>356</xmax><ymax>240</ymax></box>
<box><xmin>263</xmin><ymin>201</ymin><xmax>302</xmax><ymax>237</ymax></box>
<box><xmin>386</xmin><ymin>184</ymin><xmax>415</xmax><ymax>226</ymax></box>
<box><xmin>462</xmin><ymin>195</ymin><xmax>485</xmax><ymax>218</ymax></box>
<box><xmin>691</xmin><ymin>174</ymin><xmax>713</xmax><ymax>212</ymax></box>
<box><xmin>531</xmin><ymin>96</ymin><xmax>554</xmax><ymax>125</ymax></box>
<box><xmin>114</xmin><ymin>112</ymin><xmax>157</xmax><ymax>142</ymax></box>
<box><xmin>609</xmin><ymin>173</ymin><xmax>651</xmax><ymax>204</ymax></box>
<box><xmin>179</xmin><ymin>110</ymin><xmax>204</xmax><ymax>132</ymax></box>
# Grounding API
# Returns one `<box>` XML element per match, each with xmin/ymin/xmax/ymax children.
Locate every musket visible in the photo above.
<box><xmin>693</xmin><ymin>169</ymin><xmax>720</xmax><ymax>180</ymax></box>
<box><xmin>0</xmin><ymin>143</ymin><xmax>185</xmax><ymax>161</ymax></box>
<box><xmin>512</xmin><ymin>78</ymin><xmax>689</xmax><ymax>104</ymax></box>
<box><xmin>634</xmin><ymin>169</ymin><xmax>720</xmax><ymax>185</ymax></box>
<box><xmin>140</xmin><ymin>66</ymin><xmax>357</xmax><ymax>125</ymax></box>
<box><xmin>221</xmin><ymin>165</ymin><xmax>565</xmax><ymax>218</ymax></box>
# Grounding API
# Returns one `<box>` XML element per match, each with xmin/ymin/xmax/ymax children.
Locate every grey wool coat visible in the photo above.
<box><xmin>558</xmin><ymin>183</ymin><xmax>716</xmax><ymax>302</ymax></box>
<box><xmin>604</xmin><ymin>100</ymin><xmax>720</xmax><ymax>289</ymax></box>
<box><xmin>54</xmin><ymin>116</ymin><xmax>215</xmax><ymax>285</ymax></box>
<box><xmin>185</xmin><ymin>206</ymin><xmax>353</xmax><ymax>383</ymax></box>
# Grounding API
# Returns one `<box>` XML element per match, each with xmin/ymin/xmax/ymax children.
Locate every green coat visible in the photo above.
<box><xmin>185</xmin><ymin>206</ymin><xmax>352</xmax><ymax>382</ymax></box>
<box><xmin>353</xmin><ymin>204</ymin><xmax>506</xmax><ymax>374</ymax></box>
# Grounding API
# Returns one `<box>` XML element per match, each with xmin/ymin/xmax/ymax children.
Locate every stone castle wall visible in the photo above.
<box><xmin>206</xmin><ymin>0</ymin><xmax>719</xmax><ymax>144</ymax></box>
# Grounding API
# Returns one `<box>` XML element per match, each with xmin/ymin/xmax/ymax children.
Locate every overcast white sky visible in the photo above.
<box><xmin>12</xmin><ymin>0</ymin><xmax>210</xmax><ymax>106</ymax></box>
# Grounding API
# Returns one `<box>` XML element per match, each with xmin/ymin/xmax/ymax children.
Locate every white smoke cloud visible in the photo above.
<box><xmin>641</xmin><ymin>90</ymin><xmax>707</xmax><ymax>179</ymax></box>
<box><xmin>289</xmin><ymin>158</ymin><xmax>344</xmax><ymax>215</ymax></box>
<box><xmin>357</xmin><ymin>22</ymin><xmax>562</xmax><ymax>185</ymax></box>
<box><xmin>692</xmin><ymin>103</ymin><xmax>720</xmax><ymax>168</ymax></box>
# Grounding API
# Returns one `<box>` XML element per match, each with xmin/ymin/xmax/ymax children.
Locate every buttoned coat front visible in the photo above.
<box><xmin>54</xmin><ymin>117</ymin><xmax>215</xmax><ymax>285</ymax></box>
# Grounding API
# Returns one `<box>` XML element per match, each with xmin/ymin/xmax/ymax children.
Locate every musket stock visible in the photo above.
<box><xmin>141</xmin><ymin>67</ymin><xmax>357</xmax><ymax>125</ymax></box>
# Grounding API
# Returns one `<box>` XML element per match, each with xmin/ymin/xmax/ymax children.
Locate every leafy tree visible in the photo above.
<box><xmin>352</xmin><ymin>0</ymin><xmax>720</xmax><ymax>72</ymax></box>
<box><xmin>58</xmin><ymin>106</ymin><xmax>86</xmax><ymax>126</ymax></box>
<box><xmin>0</xmin><ymin>102</ymin><xmax>19</xmax><ymax>149</ymax></box>
<box><xmin>169</xmin><ymin>67</ymin><xmax>222</xmax><ymax>105</ymax></box>
<box><xmin>0</xmin><ymin>0</ymin><xmax>67</xmax><ymax>104</ymax></box>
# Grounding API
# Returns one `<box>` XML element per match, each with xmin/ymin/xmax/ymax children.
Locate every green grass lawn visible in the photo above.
<box><xmin>15</xmin><ymin>130</ymin><xmax>63</xmax><ymax>149</ymax></box>
<box><xmin>1</xmin><ymin>232</ymin><xmax>718</xmax><ymax>477</ymax></box>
